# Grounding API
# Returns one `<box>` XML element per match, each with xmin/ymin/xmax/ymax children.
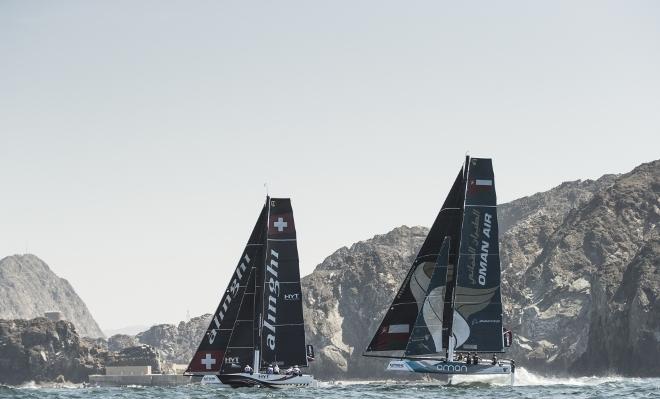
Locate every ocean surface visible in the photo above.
<box><xmin>1</xmin><ymin>369</ymin><xmax>658</xmax><ymax>399</ymax></box>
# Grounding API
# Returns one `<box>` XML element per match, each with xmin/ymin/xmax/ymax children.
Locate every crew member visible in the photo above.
<box><xmin>491</xmin><ymin>355</ymin><xmax>498</xmax><ymax>365</ymax></box>
<box><xmin>466</xmin><ymin>353</ymin><xmax>472</xmax><ymax>365</ymax></box>
<box><xmin>274</xmin><ymin>364</ymin><xmax>280</xmax><ymax>374</ymax></box>
<box><xmin>293</xmin><ymin>365</ymin><xmax>302</xmax><ymax>376</ymax></box>
<box><xmin>244</xmin><ymin>364</ymin><xmax>253</xmax><ymax>374</ymax></box>
<box><xmin>267</xmin><ymin>364</ymin><xmax>274</xmax><ymax>374</ymax></box>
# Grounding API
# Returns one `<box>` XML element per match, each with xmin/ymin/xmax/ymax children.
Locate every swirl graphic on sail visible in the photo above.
<box><xmin>404</xmin><ymin>237</ymin><xmax>450</xmax><ymax>357</ymax></box>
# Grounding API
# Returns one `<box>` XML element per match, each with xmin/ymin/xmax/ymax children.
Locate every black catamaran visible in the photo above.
<box><xmin>185</xmin><ymin>197</ymin><xmax>316</xmax><ymax>388</ymax></box>
<box><xmin>363</xmin><ymin>156</ymin><xmax>514</xmax><ymax>380</ymax></box>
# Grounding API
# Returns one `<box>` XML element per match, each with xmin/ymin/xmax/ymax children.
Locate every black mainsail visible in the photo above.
<box><xmin>365</xmin><ymin>156</ymin><xmax>505</xmax><ymax>360</ymax></box>
<box><xmin>186</xmin><ymin>197</ymin><xmax>308</xmax><ymax>376</ymax></box>
<box><xmin>451</xmin><ymin>157</ymin><xmax>503</xmax><ymax>353</ymax></box>
<box><xmin>259</xmin><ymin>198</ymin><xmax>308</xmax><ymax>368</ymax></box>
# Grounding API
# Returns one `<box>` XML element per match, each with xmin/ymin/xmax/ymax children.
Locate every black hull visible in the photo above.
<box><xmin>218</xmin><ymin>373</ymin><xmax>314</xmax><ymax>388</ymax></box>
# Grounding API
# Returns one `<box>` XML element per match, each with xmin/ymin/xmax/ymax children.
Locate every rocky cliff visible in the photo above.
<box><xmin>130</xmin><ymin>314</ymin><xmax>211</xmax><ymax>364</ymax></box>
<box><xmin>0</xmin><ymin>318</ymin><xmax>104</xmax><ymax>384</ymax></box>
<box><xmin>0</xmin><ymin>317</ymin><xmax>164</xmax><ymax>384</ymax></box>
<box><xmin>505</xmin><ymin>160</ymin><xmax>660</xmax><ymax>376</ymax></box>
<box><xmin>0</xmin><ymin>254</ymin><xmax>105</xmax><ymax>338</ymax></box>
<box><xmin>302</xmin><ymin>160</ymin><xmax>659</xmax><ymax>378</ymax></box>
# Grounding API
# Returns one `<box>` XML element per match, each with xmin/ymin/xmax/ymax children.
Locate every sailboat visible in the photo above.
<box><xmin>185</xmin><ymin>197</ymin><xmax>316</xmax><ymax>388</ymax></box>
<box><xmin>363</xmin><ymin>156</ymin><xmax>515</xmax><ymax>382</ymax></box>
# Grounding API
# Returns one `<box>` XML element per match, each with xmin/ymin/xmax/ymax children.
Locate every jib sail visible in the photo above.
<box><xmin>221</xmin><ymin>235</ymin><xmax>265</xmax><ymax>373</ymax></box>
<box><xmin>451</xmin><ymin>157</ymin><xmax>504</xmax><ymax>353</ymax></box>
<box><xmin>404</xmin><ymin>237</ymin><xmax>451</xmax><ymax>356</ymax></box>
<box><xmin>186</xmin><ymin>203</ymin><xmax>267</xmax><ymax>375</ymax></box>
<box><xmin>259</xmin><ymin>198</ymin><xmax>308</xmax><ymax>368</ymax></box>
<box><xmin>365</xmin><ymin>169</ymin><xmax>465</xmax><ymax>357</ymax></box>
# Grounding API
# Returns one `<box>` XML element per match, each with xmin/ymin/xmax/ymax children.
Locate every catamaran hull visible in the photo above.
<box><xmin>217</xmin><ymin>372</ymin><xmax>316</xmax><ymax>388</ymax></box>
<box><xmin>387</xmin><ymin>359</ymin><xmax>512</xmax><ymax>375</ymax></box>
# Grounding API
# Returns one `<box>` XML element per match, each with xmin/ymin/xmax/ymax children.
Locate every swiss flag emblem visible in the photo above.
<box><xmin>187</xmin><ymin>351</ymin><xmax>223</xmax><ymax>372</ymax></box>
<box><xmin>269</xmin><ymin>213</ymin><xmax>295</xmax><ymax>235</ymax></box>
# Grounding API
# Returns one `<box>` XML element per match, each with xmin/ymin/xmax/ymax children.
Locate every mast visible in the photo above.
<box><xmin>252</xmin><ymin>196</ymin><xmax>270</xmax><ymax>371</ymax></box>
<box><xmin>447</xmin><ymin>155</ymin><xmax>471</xmax><ymax>361</ymax></box>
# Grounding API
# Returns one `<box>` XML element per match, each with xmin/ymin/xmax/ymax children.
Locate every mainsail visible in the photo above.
<box><xmin>186</xmin><ymin>197</ymin><xmax>308</xmax><ymax>375</ymax></box>
<box><xmin>451</xmin><ymin>157</ymin><xmax>503</xmax><ymax>352</ymax></box>
<box><xmin>260</xmin><ymin>198</ymin><xmax>308</xmax><ymax>368</ymax></box>
<box><xmin>365</xmin><ymin>156</ymin><xmax>505</xmax><ymax>360</ymax></box>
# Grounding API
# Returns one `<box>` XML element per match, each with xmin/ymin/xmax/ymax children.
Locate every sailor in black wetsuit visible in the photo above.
<box><xmin>466</xmin><ymin>353</ymin><xmax>472</xmax><ymax>365</ymax></box>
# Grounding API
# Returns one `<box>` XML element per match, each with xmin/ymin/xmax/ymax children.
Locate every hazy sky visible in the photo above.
<box><xmin>1</xmin><ymin>1</ymin><xmax>659</xmax><ymax>332</ymax></box>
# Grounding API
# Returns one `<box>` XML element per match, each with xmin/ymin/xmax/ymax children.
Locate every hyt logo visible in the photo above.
<box><xmin>224</xmin><ymin>357</ymin><xmax>239</xmax><ymax>364</ymax></box>
<box><xmin>284</xmin><ymin>293</ymin><xmax>300</xmax><ymax>301</ymax></box>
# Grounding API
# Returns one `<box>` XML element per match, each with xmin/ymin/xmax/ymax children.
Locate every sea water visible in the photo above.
<box><xmin>1</xmin><ymin>369</ymin><xmax>658</xmax><ymax>399</ymax></box>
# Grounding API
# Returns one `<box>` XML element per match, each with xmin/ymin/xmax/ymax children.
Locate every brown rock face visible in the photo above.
<box><xmin>135</xmin><ymin>314</ymin><xmax>211</xmax><ymax>364</ymax></box>
<box><xmin>506</xmin><ymin>160</ymin><xmax>660</xmax><ymax>376</ymax></box>
<box><xmin>0</xmin><ymin>318</ymin><xmax>104</xmax><ymax>384</ymax></box>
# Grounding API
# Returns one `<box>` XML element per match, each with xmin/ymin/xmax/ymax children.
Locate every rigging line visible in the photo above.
<box><xmin>424</xmin><ymin>296</ymin><xmax>445</xmax><ymax>324</ymax></box>
<box><xmin>410</xmin><ymin>268</ymin><xmax>431</xmax><ymax>298</ymax></box>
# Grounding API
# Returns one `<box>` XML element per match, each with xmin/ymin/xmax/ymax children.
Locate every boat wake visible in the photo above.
<box><xmin>325</xmin><ymin>368</ymin><xmax>633</xmax><ymax>389</ymax></box>
<box><xmin>447</xmin><ymin>367</ymin><xmax>628</xmax><ymax>387</ymax></box>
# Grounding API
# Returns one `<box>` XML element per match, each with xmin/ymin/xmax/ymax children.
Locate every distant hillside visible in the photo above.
<box><xmin>0</xmin><ymin>254</ymin><xmax>104</xmax><ymax>338</ymax></box>
<box><xmin>302</xmin><ymin>160</ymin><xmax>659</xmax><ymax>378</ymax></box>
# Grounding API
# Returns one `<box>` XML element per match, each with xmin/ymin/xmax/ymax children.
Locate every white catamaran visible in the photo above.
<box><xmin>185</xmin><ymin>197</ymin><xmax>316</xmax><ymax>388</ymax></box>
<box><xmin>363</xmin><ymin>156</ymin><xmax>515</xmax><ymax>383</ymax></box>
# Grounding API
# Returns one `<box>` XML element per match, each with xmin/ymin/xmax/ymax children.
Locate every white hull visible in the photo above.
<box><xmin>387</xmin><ymin>359</ymin><xmax>513</xmax><ymax>375</ymax></box>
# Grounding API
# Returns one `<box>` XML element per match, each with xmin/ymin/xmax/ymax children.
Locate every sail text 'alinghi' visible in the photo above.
<box><xmin>185</xmin><ymin>197</ymin><xmax>317</xmax><ymax>388</ymax></box>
